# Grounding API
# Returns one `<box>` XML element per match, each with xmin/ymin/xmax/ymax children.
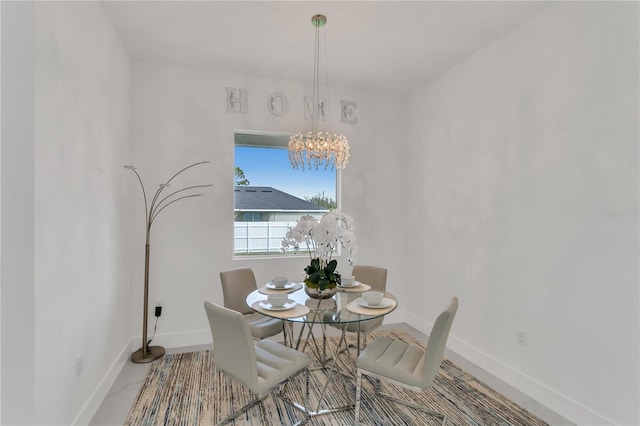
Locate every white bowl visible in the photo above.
<box><xmin>272</xmin><ymin>276</ymin><xmax>288</xmax><ymax>288</ymax></box>
<box><xmin>341</xmin><ymin>276</ymin><xmax>356</xmax><ymax>287</ymax></box>
<box><xmin>363</xmin><ymin>291</ymin><xmax>384</xmax><ymax>306</ymax></box>
<box><xmin>268</xmin><ymin>293</ymin><xmax>288</xmax><ymax>307</ymax></box>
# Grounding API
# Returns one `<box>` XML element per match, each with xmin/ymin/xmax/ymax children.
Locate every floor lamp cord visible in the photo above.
<box><xmin>147</xmin><ymin>316</ymin><xmax>159</xmax><ymax>346</ymax></box>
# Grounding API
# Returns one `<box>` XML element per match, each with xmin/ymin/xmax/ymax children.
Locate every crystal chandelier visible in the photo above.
<box><xmin>289</xmin><ymin>14</ymin><xmax>350</xmax><ymax>171</ymax></box>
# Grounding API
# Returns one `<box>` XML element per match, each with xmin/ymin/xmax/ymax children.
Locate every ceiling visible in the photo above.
<box><xmin>101</xmin><ymin>1</ymin><xmax>550</xmax><ymax>93</ymax></box>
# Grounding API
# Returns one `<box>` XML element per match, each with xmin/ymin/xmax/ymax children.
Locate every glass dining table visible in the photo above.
<box><xmin>245</xmin><ymin>282</ymin><xmax>398</xmax><ymax>416</ymax></box>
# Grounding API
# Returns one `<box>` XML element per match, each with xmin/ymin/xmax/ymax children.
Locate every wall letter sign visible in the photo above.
<box><xmin>340</xmin><ymin>100</ymin><xmax>358</xmax><ymax>124</ymax></box>
<box><xmin>303</xmin><ymin>96</ymin><xmax>327</xmax><ymax>121</ymax></box>
<box><xmin>267</xmin><ymin>92</ymin><xmax>289</xmax><ymax>117</ymax></box>
<box><xmin>226</xmin><ymin>87</ymin><xmax>248</xmax><ymax>114</ymax></box>
<box><xmin>223</xmin><ymin>86</ymin><xmax>357</xmax><ymax>124</ymax></box>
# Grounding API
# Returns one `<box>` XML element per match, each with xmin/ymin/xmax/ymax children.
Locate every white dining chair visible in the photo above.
<box><xmin>204</xmin><ymin>301</ymin><xmax>310</xmax><ymax>425</ymax></box>
<box><xmin>220</xmin><ymin>267</ymin><xmax>283</xmax><ymax>339</ymax></box>
<box><xmin>354</xmin><ymin>297</ymin><xmax>459</xmax><ymax>425</ymax></box>
<box><xmin>333</xmin><ymin>265</ymin><xmax>388</xmax><ymax>350</ymax></box>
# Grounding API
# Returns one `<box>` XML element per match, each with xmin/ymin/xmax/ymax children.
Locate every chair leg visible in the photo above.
<box><xmin>348</xmin><ymin>332</ymin><xmax>369</xmax><ymax>357</ymax></box>
<box><xmin>292</xmin><ymin>368</ymin><xmax>310</xmax><ymax>425</ymax></box>
<box><xmin>303</xmin><ymin>367</ymin><xmax>310</xmax><ymax>424</ymax></box>
<box><xmin>212</xmin><ymin>364</ymin><xmax>217</xmax><ymax>396</ymax></box>
<box><xmin>355</xmin><ymin>368</ymin><xmax>363</xmax><ymax>423</ymax></box>
<box><xmin>277</xmin><ymin>368</ymin><xmax>311</xmax><ymax>426</ymax></box>
<box><xmin>374</xmin><ymin>381</ymin><xmax>447</xmax><ymax>426</ymax></box>
<box><xmin>218</xmin><ymin>391</ymin><xmax>268</xmax><ymax>426</ymax></box>
<box><xmin>221</xmin><ymin>369</ymin><xmax>312</xmax><ymax>426</ymax></box>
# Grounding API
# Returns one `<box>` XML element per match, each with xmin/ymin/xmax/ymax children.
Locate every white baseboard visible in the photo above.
<box><xmin>72</xmin><ymin>339</ymin><xmax>132</xmax><ymax>425</ymax></box>
<box><xmin>405</xmin><ymin>311</ymin><xmax>615</xmax><ymax>426</ymax></box>
<box><xmin>382</xmin><ymin>308</ymin><xmax>406</xmax><ymax>325</ymax></box>
<box><xmin>130</xmin><ymin>329</ymin><xmax>212</xmax><ymax>352</ymax></box>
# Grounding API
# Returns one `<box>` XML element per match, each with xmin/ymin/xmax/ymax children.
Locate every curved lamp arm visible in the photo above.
<box><xmin>123</xmin><ymin>165</ymin><xmax>148</xmax><ymax>227</ymax></box>
<box><xmin>150</xmin><ymin>184</ymin><xmax>213</xmax><ymax>226</ymax></box>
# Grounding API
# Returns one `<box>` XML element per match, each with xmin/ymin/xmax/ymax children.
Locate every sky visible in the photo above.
<box><xmin>234</xmin><ymin>146</ymin><xmax>336</xmax><ymax>201</ymax></box>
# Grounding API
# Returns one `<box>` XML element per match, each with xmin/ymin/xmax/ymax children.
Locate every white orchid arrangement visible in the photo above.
<box><xmin>282</xmin><ymin>211</ymin><xmax>358</xmax><ymax>289</ymax></box>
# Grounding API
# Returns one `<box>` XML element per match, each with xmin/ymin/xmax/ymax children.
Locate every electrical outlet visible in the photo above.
<box><xmin>76</xmin><ymin>355</ymin><xmax>83</xmax><ymax>376</ymax></box>
<box><xmin>155</xmin><ymin>305</ymin><xmax>162</xmax><ymax>317</ymax></box>
<box><xmin>517</xmin><ymin>329</ymin><xmax>527</xmax><ymax>346</ymax></box>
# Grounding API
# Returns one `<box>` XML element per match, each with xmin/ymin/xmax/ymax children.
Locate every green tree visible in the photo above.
<box><xmin>235</xmin><ymin>166</ymin><xmax>250</xmax><ymax>186</ymax></box>
<box><xmin>305</xmin><ymin>192</ymin><xmax>337</xmax><ymax>210</ymax></box>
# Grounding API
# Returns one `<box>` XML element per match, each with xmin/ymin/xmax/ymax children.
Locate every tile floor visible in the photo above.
<box><xmin>90</xmin><ymin>323</ymin><xmax>572</xmax><ymax>425</ymax></box>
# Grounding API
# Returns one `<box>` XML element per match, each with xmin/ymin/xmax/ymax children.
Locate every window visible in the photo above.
<box><xmin>242</xmin><ymin>212</ymin><xmax>263</xmax><ymax>222</ymax></box>
<box><xmin>234</xmin><ymin>131</ymin><xmax>338</xmax><ymax>257</ymax></box>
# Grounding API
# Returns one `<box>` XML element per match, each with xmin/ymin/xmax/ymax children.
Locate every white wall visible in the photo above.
<box><xmin>129</xmin><ymin>62</ymin><xmax>408</xmax><ymax>348</ymax></box>
<box><xmin>405</xmin><ymin>3</ymin><xmax>638</xmax><ymax>425</ymax></box>
<box><xmin>34</xmin><ymin>2</ymin><xmax>131</xmax><ymax>424</ymax></box>
<box><xmin>0</xmin><ymin>2</ymin><xmax>2</xmax><ymax>421</ymax></box>
<box><xmin>1</xmin><ymin>2</ymin><xmax>35</xmax><ymax>424</ymax></box>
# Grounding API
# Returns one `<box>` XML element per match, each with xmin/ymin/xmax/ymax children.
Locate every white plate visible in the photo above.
<box><xmin>356</xmin><ymin>298</ymin><xmax>393</xmax><ymax>309</ymax></box>
<box><xmin>259</xmin><ymin>300</ymin><xmax>297</xmax><ymax>311</ymax></box>
<box><xmin>338</xmin><ymin>281</ymin><xmax>362</xmax><ymax>288</ymax></box>
<box><xmin>266</xmin><ymin>282</ymin><xmax>296</xmax><ymax>290</ymax></box>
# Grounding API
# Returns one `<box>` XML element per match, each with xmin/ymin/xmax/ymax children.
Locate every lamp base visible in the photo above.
<box><xmin>131</xmin><ymin>346</ymin><xmax>165</xmax><ymax>363</ymax></box>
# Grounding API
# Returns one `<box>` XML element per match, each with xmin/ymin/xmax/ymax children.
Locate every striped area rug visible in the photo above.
<box><xmin>125</xmin><ymin>330</ymin><xmax>548</xmax><ymax>425</ymax></box>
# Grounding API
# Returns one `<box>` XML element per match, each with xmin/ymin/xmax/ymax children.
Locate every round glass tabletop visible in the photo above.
<box><xmin>246</xmin><ymin>285</ymin><xmax>397</xmax><ymax>324</ymax></box>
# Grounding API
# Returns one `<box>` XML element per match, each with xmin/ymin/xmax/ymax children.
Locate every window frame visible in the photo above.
<box><xmin>233</xmin><ymin>129</ymin><xmax>342</xmax><ymax>260</ymax></box>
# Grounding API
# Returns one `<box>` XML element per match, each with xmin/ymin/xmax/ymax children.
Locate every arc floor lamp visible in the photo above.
<box><xmin>125</xmin><ymin>161</ymin><xmax>211</xmax><ymax>363</ymax></box>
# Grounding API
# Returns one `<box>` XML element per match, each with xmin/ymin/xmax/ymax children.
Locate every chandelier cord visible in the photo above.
<box><xmin>322</xmin><ymin>24</ymin><xmax>332</xmax><ymax>127</ymax></box>
<box><xmin>313</xmin><ymin>19</ymin><xmax>321</xmax><ymax>132</ymax></box>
